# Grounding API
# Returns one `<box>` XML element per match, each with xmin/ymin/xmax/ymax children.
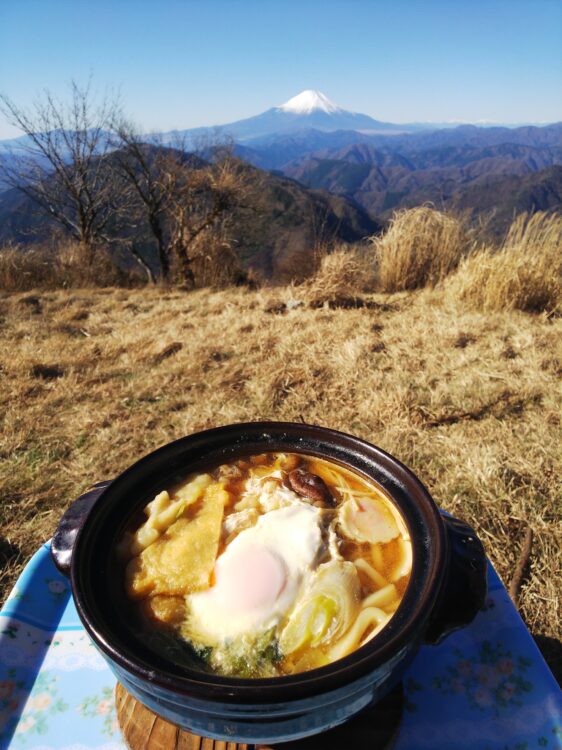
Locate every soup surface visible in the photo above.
<box><xmin>119</xmin><ymin>453</ymin><xmax>412</xmax><ymax>677</ymax></box>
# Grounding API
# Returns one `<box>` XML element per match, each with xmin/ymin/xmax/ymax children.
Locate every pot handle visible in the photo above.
<box><xmin>423</xmin><ymin>514</ymin><xmax>488</xmax><ymax>645</ymax></box>
<box><xmin>50</xmin><ymin>481</ymin><xmax>112</xmax><ymax>577</ymax></box>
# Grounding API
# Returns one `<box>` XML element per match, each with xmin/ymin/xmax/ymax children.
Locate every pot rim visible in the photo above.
<box><xmin>70</xmin><ymin>421</ymin><xmax>448</xmax><ymax>702</ymax></box>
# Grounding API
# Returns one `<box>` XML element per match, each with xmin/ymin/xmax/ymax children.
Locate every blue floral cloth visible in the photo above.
<box><xmin>0</xmin><ymin>544</ymin><xmax>560</xmax><ymax>750</ymax></box>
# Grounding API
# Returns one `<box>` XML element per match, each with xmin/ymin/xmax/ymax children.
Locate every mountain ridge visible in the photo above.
<box><xmin>0</xmin><ymin>144</ymin><xmax>382</xmax><ymax>280</ymax></box>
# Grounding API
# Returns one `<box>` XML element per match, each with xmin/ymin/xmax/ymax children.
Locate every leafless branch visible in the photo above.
<box><xmin>0</xmin><ymin>81</ymin><xmax>128</xmax><ymax>258</ymax></box>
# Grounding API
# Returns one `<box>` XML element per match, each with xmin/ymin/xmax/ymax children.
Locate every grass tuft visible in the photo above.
<box><xmin>444</xmin><ymin>212</ymin><xmax>562</xmax><ymax>313</ymax></box>
<box><xmin>372</xmin><ymin>206</ymin><xmax>469</xmax><ymax>292</ymax></box>
<box><xmin>298</xmin><ymin>245</ymin><xmax>376</xmax><ymax>306</ymax></box>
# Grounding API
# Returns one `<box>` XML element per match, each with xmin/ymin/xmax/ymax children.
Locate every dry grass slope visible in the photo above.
<box><xmin>0</xmin><ymin>207</ymin><xmax>560</xmax><ymax>677</ymax></box>
<box><xmin>0</xmin><ymin>281</ymin><xmax>560</xmax><ymax>677</ymax></box>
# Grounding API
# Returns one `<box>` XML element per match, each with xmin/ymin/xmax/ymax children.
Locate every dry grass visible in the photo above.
<box><xmin>298</xmin><ymin>245</ymin><xmax>376</xmax><ymax>305</ymax></box>
<box><xmin>0</xmin><ymin>241</ymin><xmax>137</xmax><ymax>291</ymax></box>
<box><xmin>444</xmin><ymin>212</ymin><xmax>562</xmax><ymax>313</ymax></box>
<box><xmin>0</xmin><ymin>283</ymin><xmax>560</xmax><ymax>679</ymax></box>
<box><xmin>373</xmin><ymin>206</ymin><xmax>469</xmax><ymax>292</ymax></box>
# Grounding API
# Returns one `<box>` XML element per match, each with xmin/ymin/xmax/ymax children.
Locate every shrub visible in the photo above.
<box><xmin>373</xmin><ymin>207</ymin><xmax>468</xmax><ymax>292</ymax></box>
<box><xmin>446</xmin><ymin>212</ymin><xmax>562</xmax><ymax>313</ymax></box>
<box><xmin>186</xmin><ymin>234</ymin><xmax>247</xmax><ymax>289</ymax></box>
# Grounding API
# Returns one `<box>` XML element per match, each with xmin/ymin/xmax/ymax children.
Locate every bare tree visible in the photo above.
<box><xmin>112</xmin><ymin>123</ymin><xmax>258</xmax><ymax>285</ymax></box>
<box><xmin>109</xmin><ymin>125</ymin><xmax>183</xmax><ymax>280</ymax></box>
<box><xmin>166</xmin><ymin>146</ymin><xmax>254</xmax><ymax>285</ymax></box>
<box><xmin>0</xmin><ymin>80</ymin><xmax>127</xmax><ymax>261</ymax></box>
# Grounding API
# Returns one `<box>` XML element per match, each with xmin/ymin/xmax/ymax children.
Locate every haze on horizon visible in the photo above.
<box><xmin>0</xmin><ymin>0</ymin><xmax>561</xmax><ymax>140</ymax></box>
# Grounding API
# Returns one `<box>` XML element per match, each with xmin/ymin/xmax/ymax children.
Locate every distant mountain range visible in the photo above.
<box><xmin>0</xmin><ymin>90</ymin><xmax>561</xmax><ymax>246</ymax></box>
<box><xmin>279</xmin><ymin>136</ymin><xmax>562</xmax><ymax>234</ymax></box>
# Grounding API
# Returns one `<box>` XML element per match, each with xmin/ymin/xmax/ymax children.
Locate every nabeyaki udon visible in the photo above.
<box><xmin>118</xmin><ymin>453</ymin><xmax>412</xmax><ymax>678</ymax></box>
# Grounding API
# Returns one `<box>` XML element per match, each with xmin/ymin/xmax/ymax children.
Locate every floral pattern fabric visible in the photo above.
<box><xmin>0</xmin><ymin>543</ymin><xmax>561</xmax><ymax>750</ymax></box>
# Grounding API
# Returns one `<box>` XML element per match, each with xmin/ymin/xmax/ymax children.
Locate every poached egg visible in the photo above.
<box><xmin>186</xmin><ymin>503</ymin><xmax>322</xmax><ymax>643</ymax></box>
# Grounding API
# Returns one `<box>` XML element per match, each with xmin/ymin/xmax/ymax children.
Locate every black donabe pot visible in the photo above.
<box><xmin>51</xmin><ymin>422</ymin><xmax>487</xmax><ymax>744</ymax></box>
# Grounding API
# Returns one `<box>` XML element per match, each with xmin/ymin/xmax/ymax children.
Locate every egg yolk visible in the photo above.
<box><xmin>213</xmin><ymin>544</ymin><xmax>287</xmax><ymax>614</ymax></box>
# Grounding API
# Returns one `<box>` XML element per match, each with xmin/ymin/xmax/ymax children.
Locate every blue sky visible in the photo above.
<box><xmin>0</xmin><ymin>0</ymin><xmax>561</xmax><ymax>139</ymax></box>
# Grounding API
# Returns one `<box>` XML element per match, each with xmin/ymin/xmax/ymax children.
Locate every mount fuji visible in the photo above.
<box><xmin>172</xmin><ymin>90</ymin><xmax>411</xmax><ymax>143</ymax></box>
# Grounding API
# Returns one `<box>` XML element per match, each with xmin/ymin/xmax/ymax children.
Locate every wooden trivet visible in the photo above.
<box><xmin>115</xmin><ymin>681</ymin><xmax>403</xmax><ymax>750</ymax></box>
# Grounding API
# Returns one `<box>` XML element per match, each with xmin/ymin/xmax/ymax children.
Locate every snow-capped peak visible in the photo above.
<box><xmin>278</xmin><ymin>90</ymin><xmax>342</xmax><ymax>115</ymax></box>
